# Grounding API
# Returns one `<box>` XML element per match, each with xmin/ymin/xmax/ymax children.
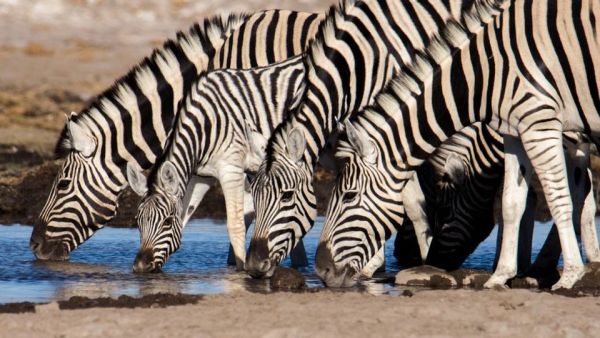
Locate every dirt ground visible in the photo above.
<box><xmin>1</xmin><ymin>289</ymin><xmax>600</xmax><ymax>338</ymax></box>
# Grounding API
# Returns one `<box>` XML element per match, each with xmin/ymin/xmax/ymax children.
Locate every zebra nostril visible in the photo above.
<box><xmin>29</xmin><ymin>239</ymin><xmax>41</xmax><ymax>252</ymax></box>
<box><xmin>260</xmin><ymin>259</ymin><xmax>271</xmax><ymax>273</ymax></box>
<box><xmin>133</xmin><ymin>249</ymin><xmax>156</xmax><ymax>273</ymax></box>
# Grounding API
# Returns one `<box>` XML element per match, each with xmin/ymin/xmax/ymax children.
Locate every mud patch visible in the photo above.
<box><xmin>0</xmin><ymin>302</ymin><xmax>36</xmax><ymax>314</ymax></box>
<box><xmin>270</xmin><ymin>267</ymin><xmax>306</xmax><ymax>290</ymax></box>
<box><xmin>395</xmin><ymin>266</ymin><xmax>457</xmax><ymax>288</ymax></box>
<box><xmin>57</xmin><ymin>293</ymin><xmax>204</xmax><ymax>310</ymax></box>
<box><xmin>0</xmin><ymin>293</ymin><xmax>205</xmax><ymax>313</ymax></box>
<box><xmin>552</xmin><ymin>263</ymin><xmax>600</xmax><ymax>297</ymax></box>
<box><xmin>448</xmin><ymin>269</ymin><xmax>492</xmax><ymax>289</ymax></box>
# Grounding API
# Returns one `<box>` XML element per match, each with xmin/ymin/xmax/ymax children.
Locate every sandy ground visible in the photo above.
<box><xmin>1</xmin><ymin>289</ymin><xmax>599</xmax><ymax>337</ymax></box>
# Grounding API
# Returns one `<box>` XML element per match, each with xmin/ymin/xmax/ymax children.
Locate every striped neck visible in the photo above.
<box><xmin>356</xmin><ymin>0</ymin><xmax>507</xmax><ymax>174</ymax></box>
<box><xmin>264</xmin><ymin>0</ymin><xmax>473</xmax><ymax>172</ymax></box>
<box><xmin>55</xmin><ymin>15</ymin><xmax>248</xmax><ymax>186</ymax></box>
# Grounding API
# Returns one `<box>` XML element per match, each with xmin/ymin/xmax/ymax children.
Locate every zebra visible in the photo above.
<box><xmin>126</xmin><ymin>55</ymin><xmax>306</xmax><ymax>272</ymax></box>
<box><xmin>315</xmin><ymin>0</ymin><xmax>600</xmax><ymax>290</ymax></box>
<box><xmin>30</xmin><ymin>9</ymin><xmax>323</xmax><ymax>261</ymax></box>
<box><xmin>246</xmin><ymin>0</ymin><xmax>475</xmax><ymax>278</ymax></box>
<box><xmin>393</xmin><ymin>123</ymin><xmax>505</xmax><ymax>271</ymax></box>
<box><xmin>393</xmin><ymin>128</ymin><xmax>595</xmax><ymax>278</ymax></box>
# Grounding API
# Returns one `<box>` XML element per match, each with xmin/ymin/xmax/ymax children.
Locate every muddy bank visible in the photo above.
<box><xmin>0</xmin><ymin>156</ymin><xmax>336</xmax><ymax>226</ymax></box>
<box><xmin>0</xmin><ymin>293</ymin><xmax>204</xmax><ymax>314</ymax></box>
<box><xmin>3</xmin><ymin>265</ymin><xmax>600</xmax><ymax>315</ymax></box>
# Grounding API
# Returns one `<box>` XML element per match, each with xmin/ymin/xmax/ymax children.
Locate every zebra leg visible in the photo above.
<box><xmin>516</xmin><ymin>190</ymin><xmax>536</xmax><ymax>274</ymax></box>
<box><xmin>402</xmin><ymin>174</ymin><xmax>432</xmax><ymax>261</ymax></box>
<box><xmin>485</xmin><ymin>136</ymin><xmax>532</xmax><ymax>289</ymax></box>
<box><xmin>568</xmin><ymin>140</ymin><xmax>600</xmax><ymax>262</ymax></box>
<box><xmin>520</xmin><ymin>128</ymin><xmax>584</xmax><ymax>290</ymax></box>
<box><xmin>227</xmin><ymin>179</ymin><xmax>255</xmax><ymax>266</ymax></box>
<box><xmin>219</xmin><ymin>166</ymin><xmax>248</xmax><ymax>270</ymax></box>
<box><xmin>180</xmin><ymin>175</ymin><xmax>214</xmax><ymax>226</ymax></box>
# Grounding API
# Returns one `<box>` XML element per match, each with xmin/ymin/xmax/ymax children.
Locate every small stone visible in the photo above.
<box><xmin>270</xmin><ymin>267</ymin><xmax>305</xmax><ymax>290</ymax></box>
<box><xmin>395</xmin><ymin>265</ymin><xmax>457</xmax><ymax>288</ymax></box>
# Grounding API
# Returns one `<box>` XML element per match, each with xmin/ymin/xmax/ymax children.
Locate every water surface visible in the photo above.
<box><xmin>0</xmin><ymin>218</ymin><xmax>571</xmax><ymax>304</ymax></box>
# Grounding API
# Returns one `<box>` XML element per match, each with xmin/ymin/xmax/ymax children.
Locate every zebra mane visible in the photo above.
<box><xmin>366</xmin><ymin>0</ymin><xmax>505</xmax><ymax>136</ymax></box>
<box><xmin>54</xmin><ymin>13</ymin><xmax>249</xmax><ymax>158</ymax></box>
<box><xmin>263</xmin><ymin>0</ymin><xmax>362</xmax><ymax>171</ymax></box>
<box><xmin>337</xmin><ymin>0</ymin><xmax>506</xmax><ymax>159</ymax></box>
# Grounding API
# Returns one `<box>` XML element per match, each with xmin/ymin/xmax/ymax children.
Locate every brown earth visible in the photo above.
<box><xmin>1</xmin><ymin>289</ymin><xmax>600</xmax><ymax>337</ymax></box>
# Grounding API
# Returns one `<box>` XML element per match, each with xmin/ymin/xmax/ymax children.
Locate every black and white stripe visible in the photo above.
<box><xmin>30</xmin><ymin>10</ymin><xmax>323</xmax><ymax>260</ymax></box>
<box><xmin>317</xmin><ymin>0</ymin><xmax>600</xmax><ymax>290</ymax></box>
<box><xmin>247</xmin><ymin>0</ymin><xmax>473</xmax><ymax>277</ymax></box>
<box><xmin>127</xmin><ymin>56</ymin><xmax>305</xmax><ymax>272</ymax></box>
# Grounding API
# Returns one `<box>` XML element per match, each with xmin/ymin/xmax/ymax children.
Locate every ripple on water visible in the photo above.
<box><xmin>0</xmin><ymin>218</ymin><xmax>569</xmax><ymax>303</ymax></box>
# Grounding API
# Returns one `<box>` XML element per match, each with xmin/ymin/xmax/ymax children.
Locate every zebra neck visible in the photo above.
<box><xmin>358</xmin><ymin>0</ymin><xmax>507</xmax><ymax>174</ymax></box>
<box><xmin>60</xmin><ymin>16</ymin><xmax>248</xmax><ymax>181</ymax></box>
<box><xmin>278</xmin><ymin>0</ymin><xmax>476</xmax><ymax>170</ymax></box>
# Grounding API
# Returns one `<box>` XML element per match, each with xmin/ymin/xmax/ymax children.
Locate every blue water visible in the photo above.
<box><xmin>0</xmin><ymin>218</ymin><xmax>568</xmax><ymax>304</ymax></box>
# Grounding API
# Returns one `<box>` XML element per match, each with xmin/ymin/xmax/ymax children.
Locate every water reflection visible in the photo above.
<box><xmin>0</xmin><ymin>218</ymin><xmax>574</xmax><ymax>304</ymax></box>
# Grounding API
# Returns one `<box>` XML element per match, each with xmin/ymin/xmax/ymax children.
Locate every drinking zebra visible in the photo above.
<box><xmin>127</xmin><ymin>56</ymin><xmax>305</xmax><ymax>271</ymax></box>
<box><xmin>125</xmin><ymin>49</ymin><xmax>515</xmax><ymax>275</ymax></box>
<box><xmin>316</xmin><ymin>0</ymin><xmax>600</xmax><ymax>290</ymax></box>
<box><xmin>30</xmin><ymin>10</ymin><xmax>323</xmax><ymax>260</ymax></box>
<box><xmin>246</xmin><ymin>0</ymin><xmax>474</xmax><ymax>277</ymax></box>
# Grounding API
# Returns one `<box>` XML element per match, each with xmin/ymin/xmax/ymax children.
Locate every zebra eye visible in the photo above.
<box><xmin>56</xmin><ymin>179</ymin><xmax>71</xmax><ymax>191</ymax></box>
<box><xmin>281</xmin><ymin>190</ymin><xmax>294</xmax><ymax>203</ymax></box>
<box><xmin>343</xmin><ymin>191</ymin><xmax>358</xmax><ymax>203</ymax></box>
<box><xmin>162</xmin><ymin>218</ymin><xmax>173</xmax><ymax>230</ymax></box>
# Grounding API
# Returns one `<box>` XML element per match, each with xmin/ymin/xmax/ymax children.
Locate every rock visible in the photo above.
<box><xmin>448</xmin><ymin>269</ymin><xmax>492</xmax><ymax>289</ymax></box>
<box><xmin>270</xmin><ymin>267</ymin><xmax>305</xmax><ymax>290</ymax></box>
<box><xmin>395</xmin><ymin>265</ymin><xmax>457</xmax><ymax>289</ymax></box>
<box><xmin>509</xmin><ymin>277</ymin><xmax>539</xmax><ymax>289</ymax></box>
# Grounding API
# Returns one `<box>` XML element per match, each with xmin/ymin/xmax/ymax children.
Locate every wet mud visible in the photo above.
<box><xmin>395</xmin><ymin>264</ymin><xmax>600</xmax><ymax>297</ymax></box>
<box><xmin>0</xmin><ymin>293</ymin><xmax>203</xmax><ymax>314</ymax></box>
<box><xmin>270</xmin><ymin>267</ymin><xmax>306</xmax><ymax>290</ymax></box>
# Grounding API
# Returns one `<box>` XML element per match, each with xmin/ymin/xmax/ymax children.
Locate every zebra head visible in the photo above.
<box><xmin>316</xmin><ymin>121</ymin><xmax>405</xmax><ymax>287</ymax></box>
<box><xmin>31</xmin><ymin>118</ymin><xmax>120</xmax><ymax>260</ymax></box>
<box><xmin>128</xmin><ymin>161</ymin><xmax>183</xmax><ymax>273</ymax></box>
<box><xmin>246</xmin><ymin>127</ymin><xmax>317</xmax><ymax>278</ymax></box>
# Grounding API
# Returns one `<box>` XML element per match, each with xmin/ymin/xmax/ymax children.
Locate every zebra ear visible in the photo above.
<box><xmin>287</xmin><ymin>127</ymin><xmax>306</xmax><ymax>163</ymax></box>
<box><xmin>443</xmin><ymin>153</ymin><xmax>466</xmax><ymax>185</ymax></box>
<box><xmin>344</xmin><ymin>121</ymin><xmax>377</xmax><ymax>164</ymax></box>
<box><xmin>126</xmin><ymin>162</ymin><xmax>148</xmax><ymax>196</ymax></box>
<box><xmin>68</xmin><ymin>120</ymin><xmax>95</xmax><ymax>157</ymax></box>
<box><xmin>159</xmin><ymin>161</ymin><xmax>179</xmax><ymax>196</ymax></box>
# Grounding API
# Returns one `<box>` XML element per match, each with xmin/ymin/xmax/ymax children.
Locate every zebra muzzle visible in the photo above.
<box><xmin>30</xmin><ymin>235</ymin><xmax>70</xmax><ymax>261</ymax></box>
<box><xmin>315</xmin><ymin>242</ymin><xmax>357</xmax><ymax>288</ymax></box>
<box><xmin>133</xmin><ymin>249</ymin><xmax>161</xmax><ymax>273</ymax></box>
<box><xmin>245</xmin><ymin>238</ymin><xmax>275</xmax><ymax>279</ymax></box>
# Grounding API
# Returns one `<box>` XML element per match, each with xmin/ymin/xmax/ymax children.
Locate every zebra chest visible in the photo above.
<box><xmin>194</xmin><ymin>142</ymin><xmax>246</xmax><ymax>177</ymax></box>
